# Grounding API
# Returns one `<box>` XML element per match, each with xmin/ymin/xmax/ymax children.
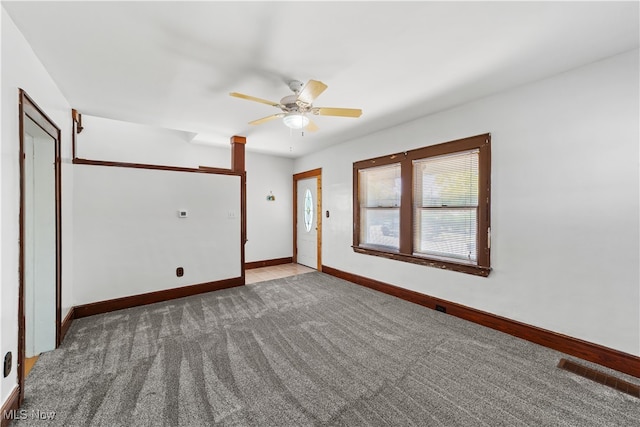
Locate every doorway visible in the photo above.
<box><xmin>24</xmin><ymin>118</ymin><xmax>57</xmax><ymax>356</ymax></box>
<box><xmin>18</xmin><ymin>89</ymin><xmax>62</xmax><ymax>404</ymax></box>
<box><xmin>293</xmin><ymin>169</ymin><xmax>321</xmax><ymax>270</ymax></box>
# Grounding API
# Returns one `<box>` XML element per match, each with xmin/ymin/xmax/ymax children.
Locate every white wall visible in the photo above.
<box><xmin>78</xmin><ymin>116</ymin><xmax>296</xmax><ymax>266</ymax></box>
<box><xmin>1</xmin><ymin>6</ymin><xmax>74</xmax><ymax>406</ymax></box>
<box><xmin>73</xmin><ymin>115</ymin><xmax>243</xmax><ymax>304</ymax></box>
<box><xmin>78</xmin><ymin>115</ymin><xmax>231</xmax><ymax>169</ymax></box>
<box><xmin>245</xmin><ymin>151</ymin><xmax>294</xmax><ymax>263</ymax></box>
<box><xmin>73</xmin><ymin>166</ymin><xmax>241</xmax><ymax>304</ymax></box>
<box><xmin>295</xmin><ymin>49</ymin><xmax>640</xmax><ymax>356</ymax></box>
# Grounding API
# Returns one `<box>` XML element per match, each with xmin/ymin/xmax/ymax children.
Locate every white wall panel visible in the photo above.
<box><xmin>73</xmin><ymin>166</ymin><xmax>241</xmax><ymax>304</ymax></box>
<box><xmin>77</xmin><ymin>115</ymin><xmax>231</xmax><ymax>169</ymax></box>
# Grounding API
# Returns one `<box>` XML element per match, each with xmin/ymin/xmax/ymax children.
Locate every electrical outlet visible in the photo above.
<box><xmin>176</xmin><ymin>267</ymin><xmax>184</xmax><ymax>277</ymax></box>
<box><xmin>4</xmin><ymin>352</ymin><xmax>12</xmax><ymax>377</ymax></box>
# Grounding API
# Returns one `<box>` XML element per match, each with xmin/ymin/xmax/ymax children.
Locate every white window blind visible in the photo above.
<box><xmin>359</xmin><ymin>163</ymin><xmax>401</xmax><ymax>250</ymax></box>
<box><xmin>413</xmin><ymin>150</ymin><xmax>479</xmax><ymax>262</ymax></box>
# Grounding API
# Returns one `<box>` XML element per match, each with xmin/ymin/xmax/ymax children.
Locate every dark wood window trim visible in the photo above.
<box><xmin>353</xmin><ymin>133</ymin><xmax>491</xmax><ymax>276</ymax></box>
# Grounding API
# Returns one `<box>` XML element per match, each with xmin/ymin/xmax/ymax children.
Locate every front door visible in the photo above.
<box><xmin>296</xmin><ymin>176</ymin><xmax>319</xmax><ymax>269</ymax></box>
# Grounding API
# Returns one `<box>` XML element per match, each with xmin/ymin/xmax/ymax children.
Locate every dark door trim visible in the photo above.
<box><xmin>18</xmin><ymin>89</ymin><xmax>62</xmax><ymax>405</ymax></box>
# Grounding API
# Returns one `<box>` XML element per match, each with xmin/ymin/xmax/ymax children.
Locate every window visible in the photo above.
<box><xmin>358</xmin><ymin>163</ymin><xmax>401</xmax><ymax>250</ymax></box>
<box><xmin>353</xmin><ymin>134</ymin><xmax>491</xmax><ymax>276</ymax></box>
<box><xmin>413</xmin><ymin>150</ymin><xmax>479</xmax><ymax>262</ymax></box>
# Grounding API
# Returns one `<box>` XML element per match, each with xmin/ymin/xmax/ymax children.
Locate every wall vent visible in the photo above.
<box><xmin>558</xmin><ymin>358</ymin><xmax>639</xmax><ymax>398</ymax></box>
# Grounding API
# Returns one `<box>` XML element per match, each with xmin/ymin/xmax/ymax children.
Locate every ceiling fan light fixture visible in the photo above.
<box><xmin>283</xmin><ymin>113</ymin><xmax>309</xmax><ymax>129</ymax></box>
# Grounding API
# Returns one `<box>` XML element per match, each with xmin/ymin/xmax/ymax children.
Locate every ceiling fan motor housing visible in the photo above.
<box><xmin>280</xmin><ymin>94</ymin><xmax>300</xmax><ymax>112</ymax></box>
<box><xmin>281</xmin><ymin>80</ymin><xmax>308</xmax><ymax>112</ymax></box>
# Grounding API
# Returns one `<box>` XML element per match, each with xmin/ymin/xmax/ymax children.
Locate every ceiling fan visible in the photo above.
<box><xmin>230</xmin><ymin>79</ymin><xmax>362</xmax><ymax>132</ymax></box>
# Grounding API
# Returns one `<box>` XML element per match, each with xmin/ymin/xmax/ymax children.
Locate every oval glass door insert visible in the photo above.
<box><xmin>304</xmin><ymin>188</ymin><xmax>313</xmax><ymax>232</ymax></box>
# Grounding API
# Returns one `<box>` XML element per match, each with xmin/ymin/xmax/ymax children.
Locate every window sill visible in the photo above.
<box><xmin>352</xmin><ymin>246</ymin><xmax>491</xmax><ymax>277</ymax></box>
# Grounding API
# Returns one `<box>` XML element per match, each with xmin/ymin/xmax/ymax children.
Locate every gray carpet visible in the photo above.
<box><xmin>15</xmin><ymin>272</ymin><xmax>639</xmax><ymax>426</ymax></box>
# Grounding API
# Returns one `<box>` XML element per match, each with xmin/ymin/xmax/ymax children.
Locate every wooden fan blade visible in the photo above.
<box><xmin>249</xmin><ymin>114</ymin><xmax>283</xmax><ymax>125</ymax></box>
<box><xmin>230</xmin><ymin>92</ymin><xmax>280</xmax><ymax>107</ymax></box>
<box><xmin>305</xmin><ymin>119</ymin><xmax>319</xmax><ymax>132</ymax></box>
<box><xmin>312</xmin><ymin>107</ymin><xmax>362</xmax><ymax>118</ymax></box>
<box><xmin>297</xmin><ymin>80</ymin><xmax>327</xmax><ymax>105</ymax></box>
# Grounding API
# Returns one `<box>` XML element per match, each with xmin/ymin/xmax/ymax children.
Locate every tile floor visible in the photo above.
<box><xmin>25</xmin><ymin>355</ymin><xmax>39</xmax><ymax>377</ymax></box>
<box><xmin>245</xmin><ymin>263</ymin><xmax>315</xmax><ymax>284</ymax></box>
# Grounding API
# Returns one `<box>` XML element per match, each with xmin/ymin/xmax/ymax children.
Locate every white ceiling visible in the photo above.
<box><xmin>4</xmin><ymin>1</ymin><xmax>639</xmax><ymax>158</ymax></box>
